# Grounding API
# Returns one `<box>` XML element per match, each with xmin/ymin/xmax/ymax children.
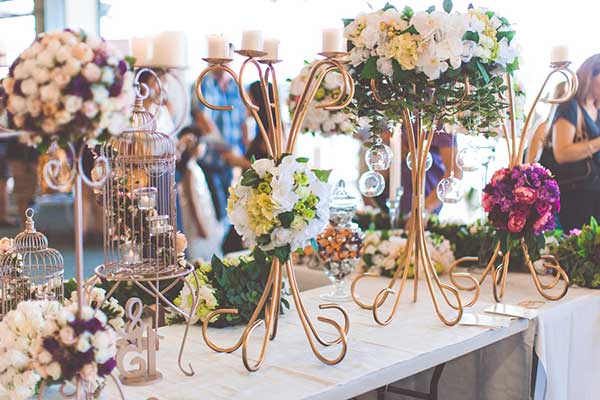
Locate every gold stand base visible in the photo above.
<box><xmin>120</xmin><ymin>372</ymin><xmax>163</xmax><ymax>387</ymax></box>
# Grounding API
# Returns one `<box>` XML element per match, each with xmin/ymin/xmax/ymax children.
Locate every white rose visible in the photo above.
<box><xmin>82</xmin><ymin>100</ymin><xmax>99</xmax><ymax>118</ymax></box>
<box><xmin>37</xmin><ymin>49</ymin><xmax>55</xmax><ymax>68</ymax></box>
<box><xmin>7</xmin><ymin>95</ymin><xmax>26</xmax><ymax>114</ymax></box>
<box><xmin>20</xmin><ymin>79</ymin><xmax>38</xmax><ymax>96</ymax></box>
<box><xmin>271</xmin><ymin>227</ymin><xmax>293</xmax><ymax>247</ymax></box>
<box><xmin>86</xmin><ymin>35</ymin><xmax>103</xmax><ymax>50</ymax></box>
<box><xmin>323</xmin><ymin>71</ymin><xmax>343</xmax><ymax>91</ymax></box>
<box><xmin>64</xmin><ymin>95</ymin><xmax>83</xmax><ymax>113</ymax></box>
<box><xmin>38</xmin><ymin>350</ymin><xmax>52</xmax><ymax>364</ymax></box>
<box><xmin>46</xmin><ymin>362</ymin><xmax>61</xmax><ymax>380</ymax></box>
<box><xmin>91</xmin><ymin>85</ymin><xmax>109</xmax><ymax>103</ymax></box>
<box><xmin>101</xmin><ymin>67</ymin><xmax>115</xmax><ymax>85</ymax></box>
<box><xmin>12</xmin><ymin>63</ymin><xmax>28</xmax><ymax>80</ymax></box>
<box><xmin>75</xmin><ymin>335</ymin><xmax>91</xmax><ymax>353</ymax></box>
<box><xmin>55</xmin><ymin>110</ymin><xmax>72</xmax><ymax>125</ymax></box>
<box><xmin>376</xmin><ymin>57</ymin><xmax>394</xmax><ymax>77</ymax></box>
<box><xmin>39</xmin><ymin>83</ymin><xmax>60</xmax><ymax>103</ymax></box>
<box><xmin>26</xmin><ymin>97</ymin><xmax>42</xmax><ymax>117</ymax></box>
<box><xmin>82</xmin><ymin>63</ymin><xmax>102</xmax><ymax>82</ymax></box>
<box><xmin>55</xmin><ymin>46</ymin><xmax>71</xmax><ymax>64</ymax></box>
<box><xmin>32</xmin><ymin>67</ymin><xmax>51</xmax><ymax>84</ymax></box>
<box><xmin>80</xmin><ymin>363</ymin><xmax>97</xmax><ymax>381</ymax></box>
<box><xmin>364</xmin><ymin>244</ymin><xmax>376</xmax><ymax>255</ymax></box>
<box><xmin>251</xmin><ymin>158</ymin><xmax>276</xmax><ymax>178</ymax></box>
<box><xmin>59</xmin><ymin>326</ymin><xmax>75</xmax><ymax>344</ymax></box>
<box><xmin>0</xmin><ymin>237</ymin><xmax>13</xmax><ymax>252</ymax></box>
<box><xmin>321</xmin><ymin>119</ymin><xmax>336</xmax><ymax>133</ymax></box>
<box><xmin>63</xmin><ymin>58</ymin><xmax>81</xmax><ymax>77</ymax></box>
<box><xmin>91</xmin><ymin>330</ymin><xmax>109</xmax><ymax>349</ymax></box>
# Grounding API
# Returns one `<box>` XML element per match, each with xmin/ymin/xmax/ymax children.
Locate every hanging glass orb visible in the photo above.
<box><xmin>436</xmin><ymin>175</ymin><xmax>465</xmax><ymax>204</ymax></box>
<box><xmin>358</xmin><ymin>170</ymin><xmax>385</xmax><ymax>197</ymax></box>
<box><xmin>406</xmin><ymin>151</ymin><xmax>433</xmax><ymax>171</ymax></box>
<box><xmin>365</xmin><ymin>136</ymin><xmax>393</xmax><ymax>171</ymax></box>
<box><xmin>456</xmin><ymin>145</ymin><xmax>482</xmax><ymax>172</ymax></box>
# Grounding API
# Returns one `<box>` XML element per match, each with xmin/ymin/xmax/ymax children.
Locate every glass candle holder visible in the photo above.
<box><xmin>121</xmin><ymin>242</ymin><xmax>142</xmax><ymax>265</ymax></box>
<box><xmin>146</xmin><ymin>215</ymin><xmax>173</xmax><ymax>236</ymax></box>
<box><xmin>133</xmin><ymin>187</ymin><xmax>158</xmax><ymax>210</ymax></box>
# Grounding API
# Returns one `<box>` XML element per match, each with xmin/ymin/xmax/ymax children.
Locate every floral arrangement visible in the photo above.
<box><xmin>172</xmin><ymin>255</ymin><xmax>289</xmax><ymax>327</ymax></box>
<box><xmin>549</xmin><ymin>218</ymin><xmax>600</xmax><ymax>289</ymax></box>
<box><xmin>227</xmin><ymin>155</ymin><xmax>332</xmax><ymax>263</ymax></box>
<box><xmin>63</xmin><ymin>281</ymin><xmax>125</xmax><ymax>331</ymax></box>
<box><xmin>343</xmin><ymin>1</ymin><xmax>519</xmax><ymax>131</ymax></box>
<box><xmin>483</xmin><ymin>163</ymin><xmax>560</xmax><ymax>255</ymax></box>
<box><xmin>0</xmin><ymin>29</ymin><xmax>135</xmax><ymax>149</ymax></box>
<box><xmin>288</xmin><ymin>60</ymin><xmax>353</xmax><ymax>136</ymax></box>
<box><xmin>0</xmin><ymin>301</ymin><xmax>117</xmax><ymax>400</ymax></box>
<box><xmin>353</xmin><ymin>206</ymin><xmax>393</xmax><ymax>231</ymax></box>
<box><xmin>358</xmin><ymin>230</ymin><xmax>455</xmax><ymax>277</ymax></box>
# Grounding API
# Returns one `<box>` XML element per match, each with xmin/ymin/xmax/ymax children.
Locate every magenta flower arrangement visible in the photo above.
<box><xmin>483</xmin><ymin>164</ymin><xmax>560</xmax><ymax>238</ymax></box>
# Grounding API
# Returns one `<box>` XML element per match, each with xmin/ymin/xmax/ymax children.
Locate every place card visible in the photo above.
<box><xmin>484</xmin><ymin>303</ymin><xmax>539</xmax><ymax>320</ymax></box>
<box><xmin>458</xmin><ymin>313</ymin><xmax>512</xmax><ymax>329</ymax></box>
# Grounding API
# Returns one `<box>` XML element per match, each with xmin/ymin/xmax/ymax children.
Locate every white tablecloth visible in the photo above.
<box><xmin>3</xmin><ymin>269</ymin><xmax>598</xmax><ymax>400</ymax></box>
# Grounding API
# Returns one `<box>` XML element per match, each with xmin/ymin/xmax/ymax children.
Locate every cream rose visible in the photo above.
<box><xmin>0</xmin><ymin>237</ymin><xmax>13</xmax><ymax>253</ymax></box>
<box><xmin>64</xmin><ymin>95</ymin><xmax>83</xmax><ymax>113</ymax></box>
<box><xmin>20</xmin><ymin>79</ymin><xmax>38</xmax><ymax>96</ymax></box>
<box><xmin>81</xmin><ymin>63</ymin><xmax>101</xmax><ymax>82</ymax></box>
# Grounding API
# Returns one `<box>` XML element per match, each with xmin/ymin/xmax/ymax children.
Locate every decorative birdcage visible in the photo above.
<box><xmin>0</xmin><ymin>209</ymin><xmax>64</xmax><ymax>317</ymax></box>
<box><xmin>98</xmin><ymin>92</ymin><xmax>180</xmax><ymax>281</ymax></box>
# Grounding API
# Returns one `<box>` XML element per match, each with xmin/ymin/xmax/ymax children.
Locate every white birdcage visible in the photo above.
<box><xmin>0</xmin><ymin>209</ymin><xmax>64</xmax><ymax>317</ymax></box>
<box><xmin>99</xmin><ymin>93</ymin><xmax>180</xmax><ymax>281</ymax></box>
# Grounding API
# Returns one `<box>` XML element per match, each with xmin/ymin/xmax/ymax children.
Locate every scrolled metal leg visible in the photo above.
<box><xmin>521</xmin><ymin>241</ymin><xmax>569</xmax><ymax>301</ymax></box>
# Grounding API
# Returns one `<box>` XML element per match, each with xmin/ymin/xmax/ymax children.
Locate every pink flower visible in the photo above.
<box><xmin>533</xmin><ymin>212</ymin><xmax>552</xmax><ymax>233</ymax></box>
<box><xmin>569</xmin><ymin>228</ymin><xmax>582</xmax><ymax>236</ymax></box>
<box><xmin>491</xmin><ymin>168</ymin><xmax>509</xmax><ymax>185</ymax></box>
<box><xmin>513</xmin><ymin>187</ymin><xmax>538</xmax><ymax>204</ymax></box>
<box><xmin>482</xmin><ymin>193</ymin><xmax>494</xmax><ymax>212</ymax></box>
<box><xmin>507</xmin><ymin>212</ymin><xmax>527</xmax><ymax>233</ymax></box>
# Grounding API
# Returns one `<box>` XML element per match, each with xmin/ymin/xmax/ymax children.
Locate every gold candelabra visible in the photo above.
<box><xmin>351</xmin><ymin>79</ymin><xmax>481</xmax><ymax>327</ymax></box>
<box><xmin>448</xmin><ymin>62</ymin><xmax>577</xmax><ymax>302</ymax></box>
<box><xmin>195</xmin><ymin>49</ymin><xmax>354</xmax><ymax>371</ymax></box>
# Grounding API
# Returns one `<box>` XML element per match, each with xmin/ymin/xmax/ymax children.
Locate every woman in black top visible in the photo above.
<box><xmin>553</xmin><ymin>54</ymin><xmax>600</xmax><ymax>231</ymax></box>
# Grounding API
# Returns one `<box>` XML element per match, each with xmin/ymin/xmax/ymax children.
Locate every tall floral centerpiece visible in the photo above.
<box><xmin>0</xmin><ymin>30</ymin><xmax>135</xmax><ymax>399</ymax></box>
<box><xmin>346</xmin><ymin>1</ymin><xmax>520</xmax><ymax>326</ymax></box>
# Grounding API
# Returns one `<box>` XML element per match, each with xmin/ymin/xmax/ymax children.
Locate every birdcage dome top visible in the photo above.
<box><xmin>104</xmin><ymin>97</ymin><xmax>176</xmax><ymax>159</ymax></box>
<box><xmin>13</xmin><ymin>209</ymin><xmax>51</xmax><ymax>252</ymax></box>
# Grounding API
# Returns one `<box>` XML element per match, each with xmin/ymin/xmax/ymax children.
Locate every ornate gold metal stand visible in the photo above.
<box><xmin>351</xmin><ymin>102</ymin><xmax>480</xmax><ymax>326</ymax></box>
<box><xmin>196</xmin><ymin>50</ymin><xmax>353</xmax><ymax>371</ymax></box>
<box><xmin>449</xmin><ymin>62</ymin><xmax>577</xmax><ymax>302</ymax></box>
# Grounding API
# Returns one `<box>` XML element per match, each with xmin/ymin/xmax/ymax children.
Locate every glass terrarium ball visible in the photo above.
<box><xmin>406</xmin><ymin>151</ymin><xmax>433</xmax><ymax>171</ymax></box>
<box><xmin>358</xmin><ymin>170</ymin><xmax>385</xmax><ymax>197</ymax></box>
<box><xmin>365</xmin><ymin>137</ymin><xmax>393</xmax><ymax>171</ymax></box>
<box><xmin>456</xmin><ymin>145</ymin><xmax>482</xmax><ymax>172</ymax></box>
<box><xmin>436</xmin><ymin>175</ymin><xmax>465</xmax><ymax>204</ymax></box>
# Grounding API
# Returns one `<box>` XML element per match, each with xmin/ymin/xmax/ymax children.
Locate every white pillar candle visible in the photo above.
<box><xmin>131</xmin><ymin>37</ymin><xmax>153</xmax><ymax>66</ymax></box>
<box><xmin>152</xmin><ymin>31</ymin><xmax>188</xmax><ymax>68</ymax></box>
<box><xmin>207</xmin><ymin>35</ymin><xmax>229</xmax><ymax>59</ymax></box>
<box><xmin>241</xmin><ymin>30</ymin><xmax>263</xmax><ymax>51</ymax></box>
<box><xmin>550</xmin><ymin>45</ymin><xmax>569</xmax><ymax>64</ymax></box>
<box><xmin>106</xmin><ymin>39</ymin><xmax>131</xmax><ymax>58</ymax></box>
<box><xmin>261</xmin><ymin>38</ymin><xmax>280</xmax><ymax>60</ymax></box>
<box><xmin>322</xmin><ymin>28</ymin><xmax>345</xmax><ymax>53</ymax></box>
<box><xmin>389</xmin><ymin>125</ymin><xmax>402</xmax><ymax>201</ymax></box>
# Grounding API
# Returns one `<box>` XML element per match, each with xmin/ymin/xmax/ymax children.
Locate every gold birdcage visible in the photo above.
<box><xmin>0</xmin><ymin>208</ymin><xmax>64</xmax><ymax>318</ymax></box>
<box><xmin>97</xmin><ymin>88</ymin><xmax>181</xmax><ymax>281</ymax></box>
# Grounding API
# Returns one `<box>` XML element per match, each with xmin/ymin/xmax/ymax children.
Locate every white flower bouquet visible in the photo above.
<box><xmin>343</xmin><ymin>1</ymin><xmax>520</xmax><ymax>132</ymax></box>
<box><xmin>1</xmin><ymin>29</ymin><xmax>135</xmax><ymax>148</ymax></box>
<box><xmin>288</xmin><ymin>60</ymin><xmax>353</xmax><ymax>136</ymax></box>
<box><xmin>227</xmin><ymin>155</ymin><xmax>332</xmax><ymax>262</ymax></box>
<box><xmin>0</xmin><ymin>301</ymin><xmax>117</xmax><ymax>399</ymax></box>
<box><xmin>358</xmin><ymin>229</ymin><xmax>455</xmax><ymax>277</ymax></box>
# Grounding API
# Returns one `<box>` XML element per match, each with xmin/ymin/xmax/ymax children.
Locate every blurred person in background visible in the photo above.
<box><xmin>177</xmin><ymin>127</ymin><xmax>223</xmax><ymax>260</ymax></box>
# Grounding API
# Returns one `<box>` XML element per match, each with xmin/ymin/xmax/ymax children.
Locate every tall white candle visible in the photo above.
<box><xmin>550</xmin><ymin>45</ymin><xmax>569</xmax><ymax>64</ymax></box>
<box><xmin>207</xmin><ymin>35</ymin><xmax>229</xmax><ymax>59</ymax></box>
<box><xmin>261</xmin><ymin>38</ymin><xmax>280</xmax><ymax>60</ymax></box>
<box><xmin>152</xmin><ymin>31</ymin><xmax>188</xmax><ymax>68</ymax></box>
<box><xmin>389</xmin><ymin>124</ymin><xmax>402</xmax><ymax>201</ymax></box>
<box><xmin>322</xmin><ymin>28</ymin><xmax>345</xmax><ymax>53</ymax></box>
<box><xmin>241</xmin><ymin>30</ymin><xmax>263</xmax><ymax>51</ymax></box>
<box><xmin>131</xmin><ymin>37</ymin><xmax>153</xmax><ymax>66</ymax></box>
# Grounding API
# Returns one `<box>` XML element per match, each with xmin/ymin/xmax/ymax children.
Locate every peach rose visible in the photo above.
<box><xmin>71</xmin><ymin>43</ymin><xmax>93</xmax><ymax>63</ymax></box>
<box><xmin>0</xmin><ymin>237</ymin><xmax>13</xmax><ymax>253</ymax></box>
<box><xmin>175</xmin><ymin>231</ymin><xmax>188</xmax><ymax>254</ymax></box>
<box><xmin>42</xmin><ymin>102</ymin><xmax>58</xmax><ymax>117</ymax></box>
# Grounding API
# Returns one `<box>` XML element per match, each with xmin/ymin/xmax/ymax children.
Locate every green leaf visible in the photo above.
<box><xmin>274</xmin><ymin>245</ymin><xmax>291</xmax><ymax>263</ymax></box>
<box><xmin>342</xmin><ymin>18</ymin><xmax>354</xmax><ymax>27</ymax></box>
<box><xmin>497</xmin><ymin>30</ymin><xmax>516</xmax><ymax>43</ymax></box>
<box><xmin>401</xmin><ymin>6</ymin><xmax>414</xmax><ymax>19</ymax></box>
<box><xmin>278</xmin><ymin>211</ymin><xmax>295</xmax><ymax>228</ymax></box>
<box><xmin>476</xmin><ymin>60</ymin><xmax>491</xmax><ymax>84</ymax></box>
<box><xmin>250</xmin><ymin>154</ymin><xmax>256</xmax><ymax>163</ymax></box>
<box><xmin>312</xmin><ymin>169</ymin><xmax>332</xmax><ymax>183</ymax></box>
<box><xmin>426</xmin><ymin>6</ymin><xmax>436</xmax><ymax>13</ymax></box>
<box><xmin>241</xmin><ymin>168</ymin><xmax>260</xmax><ymax>187</ymax></box>
<box><xmin>124</xmin><ymin>55</ymin><xmax>136</xmax><ymax>69</ymax></box>
<box><xmin>382</xmin><ymin>2</ymin><xmax>395</xmax><ymax>11</ymax></box>
<box><xmin>443</xmin><ymin>0</ymin><xmax>453</xmax><ymax>13</ymax></box>
<box><xmin>463</xmin><ymin>31</ymin><xmax>479</xmax><ymax>43</ymax></box>
<box><xmin>296</xmin><ymin>157</ymin><xmax>309</xmax><ymax>163</ymax></box>
<box><xmin>360</xmin><ymin>56</ymin><xmax>379</xmax><ymax>80</ymax></box>
<box><xmin>399</xmin><ymin>25</ymin><xmax>419</xmax><ymax>35</ymax></box>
